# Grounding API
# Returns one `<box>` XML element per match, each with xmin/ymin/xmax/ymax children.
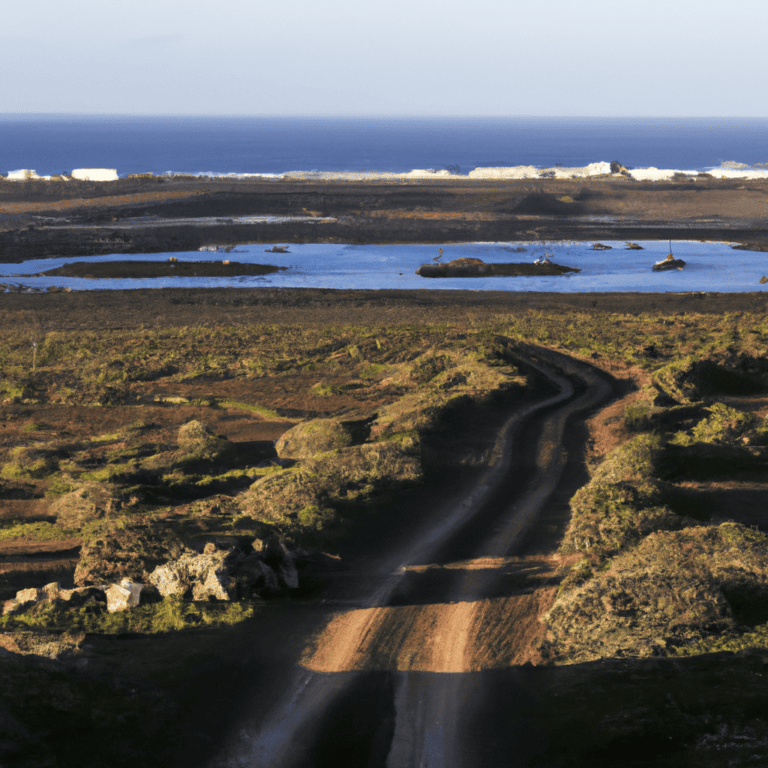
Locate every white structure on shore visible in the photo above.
<box><xmin>6</xmin><ymin>169</ymin><xmax>48</xmax><ymax>181</ymax></box>
<box><xmin>71</xmin><ymin>168</ymin><xmax>119</xmax><ymax>181</ymax></box>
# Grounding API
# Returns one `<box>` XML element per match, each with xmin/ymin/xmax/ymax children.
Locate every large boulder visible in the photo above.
<box><xmin>275</xmin><ymin>419</ymin><xmax>354</xmax><ymax>459</ymax></box>
<box><xmin>176</xmin><ymin>420</ymin><xmax>235</xmax><ymax>464</ymax></box>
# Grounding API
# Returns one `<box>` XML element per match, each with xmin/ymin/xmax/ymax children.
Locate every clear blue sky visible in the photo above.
<box><xmin>3</xmin><ymin>0</ymin><xmax>766</xmax><ymax>116</ymax></box>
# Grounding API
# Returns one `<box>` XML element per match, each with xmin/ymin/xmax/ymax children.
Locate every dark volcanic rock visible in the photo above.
<box><xmin>417</xmin><ymin>258</ymin><xmax>580</xmax><ymax>278</ymax></box>
<box><xmin>36</xmin><ymin>260</ymin><xmax>284</xmax><ymax>279</ymax></box>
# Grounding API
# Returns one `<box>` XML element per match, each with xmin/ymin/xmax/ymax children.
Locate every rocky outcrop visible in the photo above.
<box><xmin>417</xmin><ymin>258</ymin><xmax>580</xmax><ymax>277</ymax></box>
<box><xmin>148</xmin><ymin>538</ymin><xmax>297</xmax><ymax>600</ymax></box>
<box><xmin>275</xmin><ymin>418</ymin><xmax>354</xmax><ymax>459</ymax></box>
<box><xmin>4</xmin><ymin>583</ymin><xmax>109</xmax><ymax>616</ymax></box>
<box><xmin>74</xmin><ymin>521</ymin><xmax>184</xmax><ymax>586</ymax></box>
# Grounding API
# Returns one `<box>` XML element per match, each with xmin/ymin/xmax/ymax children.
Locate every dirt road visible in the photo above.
<box><xmin>207</xmin><ymin>343</ymin><xmax>617</xmax><ymax>768</ymax></box>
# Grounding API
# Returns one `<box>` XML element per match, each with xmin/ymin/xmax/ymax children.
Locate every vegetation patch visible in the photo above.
<box><xmin>562</xmin><ymin>479</ymin><xmax>687</xmax><ymax>560</ymax></box>
<box><xmin>544</xmin><ymin>523</ymin><xmax>768</xmax><ymax>664</ymax></box>
<box><xmin>239</xmin><ymin>440</ymin><xmax>421</xmax><ymax>544</ymax></box>
<box><xmin>1</xmin><ymin>595</ymin><xmax>255</xmax><ymax>635</ymax></box>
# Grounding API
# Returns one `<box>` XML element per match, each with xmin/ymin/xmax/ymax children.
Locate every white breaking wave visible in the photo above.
<box><xmin>5</xmin><ymin>161</ymin><xmax>768</xmax><ymax>182</ymax></box>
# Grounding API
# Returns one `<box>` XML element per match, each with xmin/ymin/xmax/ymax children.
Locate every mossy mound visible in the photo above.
<box><xmin>74</xmin><ymin>520</ymin><xmax>185</xmax><ymax>586</ymax></box>
<box><xmin>544</xmin><ymin>523</ymin><xmax>768</xmax><ymax>664</ymax></box>
<box><xmin>589</xmin><ymin>433</ymin><xmax>663</xmax><ymax>484</ymax></box>
<box><xmin>653</xmin><ymin>355</ymin><xmax>768</xmax><ymax>404</ymax></box>
<box><xmin>49</xmin><ymin>482</ymin><xmax>126</xmax><ymax>529</ymax></box>
<box><xmin>239</xmin><ymin>440</ymin><xmax>421</xmax><ymax>538</ymax></box>
<box><xmin>1</xmin><ymin>444</ymin><xmax>59</xmax><ymax>480</ymax></box>
<box><xmin>562</xmin><ymin>480</ymin><xmax>687</xmax><ymax>559</ymax></box>
<box><xmin>275</xmin><ymin>418</ymin><xmax>354</xmax><ymax>459</ymax></box>
<box><xmin>677</xmin><ymin>402</ymin><xmax>760</xmax><ymax>446</ymax></box>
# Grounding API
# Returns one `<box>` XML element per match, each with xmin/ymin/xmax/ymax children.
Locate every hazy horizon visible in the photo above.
<box><xmin>3</xmin><ymin>0</ymin><xmax>766</xmax><ymax>117</ymax></box>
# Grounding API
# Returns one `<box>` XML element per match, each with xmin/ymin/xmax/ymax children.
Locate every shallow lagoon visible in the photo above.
<box><xmin>2</xmin><ymin>240</ymin><xmax>767</xmax><ymax>293</ymax></box>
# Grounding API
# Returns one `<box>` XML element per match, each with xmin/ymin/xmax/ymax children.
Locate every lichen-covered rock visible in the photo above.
<box><xmin>42</xmin><ymin>582</ymin><xmax>61</xmax><ymax>601</ymax></box>
<box><xmin>15</xmin><ymin>588</ymin><xmax>43</xmax><ymax>605</ymax></box>
<box><xmin>0</xmin><ymin>631</ymin><xmax>85</xmax><ymax>659</ymax></box>
<box><xmin>148</xmin><ymin>541</ymin><xmax>289</xmax><ymax>601</ymax></box>
<box><xmin>275</xmin><ymin>419</ymin><xmax>354</xmax><ymax>459</ymax></box>
<box><xmin>59</xmin><ymin>587</ymin><xmax>107</xmax><ymax>606</ymax></box>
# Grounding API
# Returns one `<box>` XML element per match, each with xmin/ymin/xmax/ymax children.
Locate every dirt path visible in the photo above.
<box><xmin>208</xmin><ymin>344</ymin><xmax>618</xmax><ymax>768</ymax></box>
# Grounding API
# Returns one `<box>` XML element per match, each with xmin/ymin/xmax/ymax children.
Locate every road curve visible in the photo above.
<box><xmin>209</xmin><ymin>343</ymin><xmax>617</xmax><ymax>768</ymax></box>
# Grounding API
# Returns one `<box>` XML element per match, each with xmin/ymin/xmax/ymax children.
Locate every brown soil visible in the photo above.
<box><xmin>2</xmin><ymin>287</ymin><xmax>767</xmax><ymax>335</ymax></box>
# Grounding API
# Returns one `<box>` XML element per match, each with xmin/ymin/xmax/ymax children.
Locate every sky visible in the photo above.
<box><xmin>2</xmin><ymin>0</ymin><xmax>767</xmax><ymax>116</ymax></box>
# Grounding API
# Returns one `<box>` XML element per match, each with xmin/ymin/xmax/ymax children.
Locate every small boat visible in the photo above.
<box><xmin>652</xmin><ymin>240</ymin><xmax>686</xmax><ymax>272</ymax></box>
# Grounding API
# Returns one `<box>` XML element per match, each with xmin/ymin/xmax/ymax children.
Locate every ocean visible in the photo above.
<box><xmin>2</xmin><ymin>115</ymin><xmax>768</xmax><ymax>177</ymax></box>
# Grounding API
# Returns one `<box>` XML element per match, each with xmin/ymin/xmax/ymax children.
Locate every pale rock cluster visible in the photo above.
<box><xmin>2</xmin><ymin>539</ymin><xmax>300</xmax><ymax>619</ymax></box>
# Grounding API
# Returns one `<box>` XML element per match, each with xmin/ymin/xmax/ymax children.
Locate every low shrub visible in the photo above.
<box><xmin>544</xmin><ymin>523</ymin><xmax>768</xmax><ymax>664</ymax></box>
<box><xmin>562</xmin><ymin>480</ymin><xmax>686</xmax><ymax>558</ymax></box>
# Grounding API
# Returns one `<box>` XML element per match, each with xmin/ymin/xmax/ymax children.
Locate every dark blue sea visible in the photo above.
<box><xmin>2</xmin><ymin>115</ymin><xmax>768</xmax><ymax>177</ymax></box>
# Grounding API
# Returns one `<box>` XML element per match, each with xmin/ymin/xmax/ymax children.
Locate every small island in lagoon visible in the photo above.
<box><xmin>417</xmin><ymin>256</ymin><xmax>581</xmax><ymax>278</ymax></box>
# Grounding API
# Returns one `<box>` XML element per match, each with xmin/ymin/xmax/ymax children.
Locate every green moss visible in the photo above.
<box><xmin>623</xmin><ymin>401</ymin><xmax>661</xmax><ymax>432</ymax></box>
<box><xmin>563</xmin><ymin>480</ymin><xmax>684</xmax><ymax>558</ymax></box>
<box><xmin>671</xmin><ymin>623</ymin><xmax>768</xmax><ymax>656</ymax></box>
<box><xmin>1</xmin><ymin>596</ymin><xmax>256</xmax><ymax>635</ymax></box>
<box><xmin>683</xmin><ymin>403</ymin><xmax>759</xmax><ymax>445</ymax></box>
<box><xmin>44</xmin><ymin>475</ymin><xmax>78</xmax><ymax>496</ymax></box>
<box><xmin>218</xmin><ymin>399</ymin><xmax>285</xmax><ymax>419</ymax></box>
<box><xmin>1</xmin><ymin>445</ymin><xmax>59</xmax><ymax>480</ymax></box>
<box><xmin>0</xmin><ymin>521</ymin><xmax>72</xmax><ymax>542</ymax></box>
<box><xmin>718</xmin><ymin>521</ymin><xmax>768</xmax><ymax>547</ymax></box>
<box><xmin>590</xmin><ymin>433</ymin><xmax>664</xmax><ymax>484</ymax></box>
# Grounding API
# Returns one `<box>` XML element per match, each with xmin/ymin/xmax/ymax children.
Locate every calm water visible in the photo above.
<box><xmin>2</xmin><ymin>241</ymin><xmax>767</xmax><ymax>293</ymax></box>
<box><xmin>2</xmin><ymin>116</ymin><xmax>768</xmax><ymax>176</ymax></box>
